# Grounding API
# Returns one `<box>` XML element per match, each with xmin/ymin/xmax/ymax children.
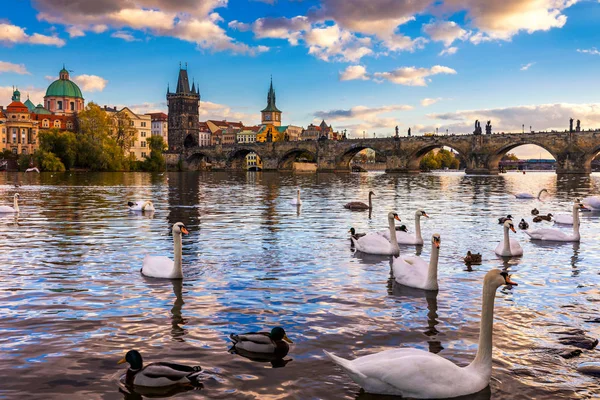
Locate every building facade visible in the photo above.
<box><xmin>198</xmin><ymin>122</ymin><xmax>211</xmax><ymax>147</ymax></box>
<box><xmin>0</xmin><ymin>89</ymin><xmax>39</xmax><ymax>155</ymax></box>
<box><xmin>104</xmin><ymin>106</ymin><xmax>152</xmax><ymax>161</ymax></box>
<box><xmin>237</xmin><ymin>128</ymin><xmax>257</xmax><ymax>144</ymax></box>
<box><xmin>167</xmin><ymin>66</ymin><xmax>200</xmax><ymax>152</ymax></box>
<box><xmin>44</xmin><ymin>67</ymin><xmax>85</xmax><ymax>116</ymax></box>
<box><xmin>261</xmin><ymin>78</ymin><xmax>282</xmax><ymax>126</ymax></box>
<box><xmin>147</xmin><ymin>112</ymin><xmax>168</xmax><ymax>146</ymax></box>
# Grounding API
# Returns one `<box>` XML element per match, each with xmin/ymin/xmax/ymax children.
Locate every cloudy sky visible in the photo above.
<box><xmin>2</xmin><ymin>0</ymin><xmax>600</xmax><ymax>158</ymax></box>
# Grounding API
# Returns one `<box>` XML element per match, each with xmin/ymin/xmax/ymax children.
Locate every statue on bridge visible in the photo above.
<box><xmin>485</xmin><ymin>120</ymin><xmax>492</xmax><ymax>135</ymax></box>
<box><xmin>395</xmin><ymin>125</ymin><xmax>399</xmax><ymax>140</ymax></box>
<box><xmin>408</xmin><ymin>127</ymin><xmax>411</xmax><ymax>137</ymax></box>
<box><xmin>474</xmin><ymin>120</ymin><xmax>482</xmax><ymax>135</ymax></box>
<box><xmin>570</xmin><ymin>118</ymin><xmax>574</xmax><ymax>133</ymax></box>
<box><xmin>576</xmin><ymin>119</ymin><xmax>581</xmax><ymax>132</ymax></box>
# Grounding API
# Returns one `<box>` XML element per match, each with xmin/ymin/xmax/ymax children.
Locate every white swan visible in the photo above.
<box><xmin>581</xmin><ymin>196</ymin><xmax>600</xmax><ymax>210</ymax></box>
<box><xmin>0</xmin><ymin>193</ymin><xmax>19</xmax><ymax>213</ymax></box>
<box><xmin>553</xmin><ymin>212</ymin><xmax>575</xmax><ymax>225</ymax></box>
<box><xmin>352</xmin><ymin>212</ymin><xmax>401</xmax><ymax>256</ymax></box>
<box><xmin>381</xmin><ymin>210</ymin><xmax>428</xmax><ymax>245</ymax></box>
<box><xmin>525</xmin><ymin>201</ymin><xmax>586</xmax><ymax>242</ymax></box>
<box><xmin>25</xmin><ymin>167</ymin><xmax>40</xmax><ymax>173</ymax></box>
<box><xmin>514</xmin><ymin>188</ymin><xmax>547</xmax><ymax>199</ymax></box>
<box><xmin>392</xmin><ymin>234</ymin><xmax>440</xmax><ymax>291</ymax></box>
<box><xmin>141</xmin><ymin>222</ymin><xmax>189</xmax><ymax>279</ymax></box>
<box><xmin>128</xmin><ymin>200</ymin><xmax>155</xmax><ymax>211</ymax></box>
<box><xmin>494</xmin><ymin>220</ymin><xmax>523</xmax><ymax>257</ymax></box>
<box><xmin>290</xmin><ymin>189</ymin><xmax>302</xmax><ymax>206</ymax></box>
<box><xmin>324</xmin><ymin>269</ymin><xmax>518</xmax><ymax>398</ymax></box>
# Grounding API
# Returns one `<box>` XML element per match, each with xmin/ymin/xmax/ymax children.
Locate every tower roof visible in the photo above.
<box><xmin>46</xmin><ymin>66</ymin><xmax>83</xmax><ymax>99</ymax></box>
<box><xmin>176</xmin><ymin>67</ymin><xmax>191</xmax><ymax>94</ymax></box>
<box><xmin>261</xmin><ymin>77</ymin><xmax>281</xmax><ymax>113</ymax></box>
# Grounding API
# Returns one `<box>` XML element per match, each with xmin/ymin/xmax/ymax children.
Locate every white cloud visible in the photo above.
<box><xmin>0</xmin><ymin>23</ymin><xmax>65</xmax><ymax>47</ymax></box>
<box><xmin>66</xmin><ymin>26</ymin><xmax>85</xmax><ymax>38</ymax></box>
<box><xmin>111</xmin><ymin>30</ymin><xmax>140</xmax><ymax>42</ymax></box>
<box><xmin>314</xmin><ymin>104</ymin><xmax>413</xmax><ymax>137</ymax></box>
<box><xmin>0</xmin><ymin>85</ymin><xmax>46</xmax><ymax>105</ymax></box>
<box><xmin>72</xmin><ymin>74</ymin><xmax>108</xmax><ymax>92</ymax></box>
<box><xmin>578</xmin><ymin>48</ymin><xmax>600</xmax><ymax>56</ymax></box>
<box><xmin>315</xmin><ymin>104</ymin><xmax>413</xmax><ymax>120</ymax></box>
<box><xmin>520</xmin><ymin>62</ymin><xmax>535</xmax><ymax>71</ymax></box>
<box><xmin>251</xmin><ymin>16</ymin><xmax>309</xmax><ymax>45</ymax></box>
<box><xmin>374</xmin><ymin>65</ymin><xmax>457</xmax><ymax>86</ymax></box>
<box><xmin>439</xmin><ymin>46</ymin><xmax>458</xmax><ymax>56</ymax></box>
<box><xmin>199</xmin><ymin>100</ymin><xmax>254</xmax><ymax>123</ymax></box>
<box><xmin>423</xmin><ymin>21</ymin><xmax>470</xmax><ymax>47</ymax></box>
<box><xmin>304</xmin><ymin>24</ymin><xmax>373</xmax><ymax>62</ymax></box>
<box><xmin>421</xmin><ymin>98</ymin><xmax>442</xmax><ymax>107</ymax></box>
<box><xmin>0</xmin><ymin>61</ymin><xmax>29</xmax><ymax>75</ymax></box>
<box><xmin>339</xmin><ymin>65</ymin><xmax>368</xmax><ymax>81</ymax></box>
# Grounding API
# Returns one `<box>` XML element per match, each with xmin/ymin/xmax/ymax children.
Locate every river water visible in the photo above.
<box><xmin>0</xmin><ymin>171</ymin><xmax>599</xmax><ymax>399</ymax></box>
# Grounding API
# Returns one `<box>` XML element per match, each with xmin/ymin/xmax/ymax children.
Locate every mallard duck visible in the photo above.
<box><xmin>531</xmin><ymin>208</ymin><xmax>539</xmax><ymax>215</ymax></box>
<box><xmin>395</xmin><ymin>225</ymin><xmax>408</xmax><ymax>232</ymax></box>
<box><xmin>229</xmin><ymin>327</ymin><xmax>292</xmax><ymax>357</ymax></box>
<box><xmin>463</xmin><ymin>251</ymin><xmax>482</xmax><ymax>264</ymax></box>
<box><xmin>117</xmin><ymin>350</ymin><xmax>202</xmax><ymax>388</ymax></box>
<box><xmin>532</xmin><ymin>213</ymin><xmax>553</xmax><ymax>222</ymax></box>
<box><xmin>518</xmin><ymin>219</ymin><xmax>529</xmax><ymax>230</ymax></box>
<box><xmin>498</xmin><ymin>215</ymin><xmax>512</xmax><ymax>224</ymax></box>
<box><xmin>349</xmin><ymin>228</ymin><xmax>366</xmax><ymax>240</ymax></box>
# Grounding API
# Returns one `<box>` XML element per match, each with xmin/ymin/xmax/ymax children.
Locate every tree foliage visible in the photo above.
<box><xmin>141</xmin><ymin>135</ymin><xmax>167</xmax><ymax>172</ymax></box>
<box><xmin>39</xmin><ymin>129</ymin><xmax>77</xmax><ymax>169</ymax></box>
<box><xmin>35</xmin><ymin>150</ymin><xmax>66</xmax><ymax>172</ymax></box>
<box><xmin>420</xmin><ymin>149</ymin><xmax>460</xmax><ymax>170</ymax></box>
<box><xmin>502</xmin><ymin>153</ymin><xmax>519</xmax><ymax>162</ymax></box>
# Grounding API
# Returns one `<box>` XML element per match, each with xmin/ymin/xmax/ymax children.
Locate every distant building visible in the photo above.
<box><xmin>246</xmin><ymin>153</ymin><xmax>262</xmax><ymax>170</ymax></box>
<box><xmin>104</xmin><ymin>106</ymin><xmax>152</xmax><ymax>161</ymax></box>
<box><xmin>301</xmin><ymin>123</ymin><xmax>321</xmax><ymax>141</ymax></box>
<box><xmin>261</xmin><ymin>78</ymin><xmax>282</xmax><ymax>127</ymax></box>
<box><xmin>284</xmin><ymin>125</ymin><xmax>303</xmax><ymax>141</ymax></box>
<box><xmin>0</xmin><ymin>88</ymin><xmax>39</xmax><ymax>155</ymax></box>
<box><xmin>237</xmin><ymin>127</ymin><xmax>258</xmax><ymax>144</ymax></box>
<box><xmin>221</xmin><ymin>126</ymin><xmax>239</xmax><ymax>145</ymax></box>
<box><xmin>167</xmin><ymin>65</ymin><xmax>200</xmax><ymax>152</ymax></box>
<box><xmin>198</xmin><ymin>121</ymin><xmax>211</xmax><ymax>147</ymax></box>
<box><xmin>44</xmin><ymin>66</ymin><xmax>85</xmax><ymax>115</ymax></box>
<box><xmin>147</xmin><ymin>112</ymin><xmax>168</xmax><ymax>146</ymax></box>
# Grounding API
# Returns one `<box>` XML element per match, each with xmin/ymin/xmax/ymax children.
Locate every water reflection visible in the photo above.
<box><xmin>355</xmin><ymin>385</ymin><xmax>491</xmax><ymax>400</ymax></box>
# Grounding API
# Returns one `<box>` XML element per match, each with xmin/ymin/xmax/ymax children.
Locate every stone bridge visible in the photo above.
<box><xmin>168</xmin><ymin>130</ymin><xmax>600</xmax><ymax>175</ymax></box>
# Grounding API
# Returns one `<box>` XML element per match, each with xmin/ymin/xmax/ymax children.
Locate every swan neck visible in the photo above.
<box><xmin>388</xmin><ymin>217</ymin><xmax>400</xmax><ymax>255</ymax></box>
<box><xmin>427</xmin><ymin>243</ymin><xmax>439</xmax><ymax>288</ymax></box>
<box><xmin>297</xmin><ymin>190</ymin><xmax>300</xmax><ymax>202</ymax></box>
<box><xmin>173</xmin><ymin>232</ymin><xmax>183</xmax><ymax>278</ymax></box>
<box><xmin>368</xmin><ymin>192</ymin><xmax>372</xmax><ymax>209</ymax></box>
<box><xmin>503</xmin><ymin>226</ymin><xmax>510</xmax><ymax>254</ymax></box>
<box><xmin>415</xmin><ymin>215</ymin><xmax>422</xmax><ymax>241</ymax></box>
<box><xmin>573</xmin><ymin>205</ymin><xmax>580</xmax><ymax>235</ymax></box>
<box><xmin>468</xmin><ymin>280</ymin><xmax>498</xmax><ymax>375</ymax></box>
<box><xmin>13</xmin><ymin>196</ymin><xmax>19</xmax><ymax>212</ymax></box>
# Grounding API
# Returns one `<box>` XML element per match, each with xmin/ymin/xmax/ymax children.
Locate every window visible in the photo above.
<box><xmin>21</xmin><ymin>115</ymin><xmax>26</xmax><ymax>119</ymax></box>
<box><xmin>11</xmin><ymin>115</ymin><xmax>16</xmax><ymax>119</ymax></box>
<box><xmin>141</xmin><ymin>122</ymin><xmax>146</xmax><ymax>127</ymax></box>
<box><xmin>141</xmin><ymin>152</ymin><xmax>146</xmax><ymax>158</ymax></box>
<box><xmin>12</xmin><ymin>148</ymin><xmax>17</xmax><ymax>154</ymax></box>
<box><xmin>43</xmin><ymin>119</ymin><xmax>49</xmax><ymax>128</ymax></box>
<box><xmin>57</xmin><ymin>101</ymin><xmax>63</xmax><ymax>110</ymax></box>
<box><xmin>141</xmin><ymin>141</ymin><xmax>146</xmax><ymax>147</ymax></box>
<box><xmin>22</xmin><ymin>148</ymin><xmax>27</xmax><ymax>154</ymax></box>
<box><xmin>130</xmin><ymin>121</ymin><xmax>134</xmax><ymax>127</ymax></box>
<box><xmin>141</xmin><ymin>132</ymin><xmax>146</xmax><ymax>137</ymax></box>
<box><xmin>12</xmin><ymin>129</ymin><xmax>17</xmax><ymax>143</ymax></box>
<box><xmin>66</xmin><ymin>121</ymin><xmax>73</xmax><ymax>129</ymax></box>
<box><xmin>54</xmin><ymin>120</ymin><xmax>61</xmax><ymax>128</ymax></box>
<box><xmin>70</xmin><ymin>102</ymin><xmax>74</xmax><ymax>111</ymax></box>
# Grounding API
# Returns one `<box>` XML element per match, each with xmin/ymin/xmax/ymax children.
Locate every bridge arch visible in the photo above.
<box><xmin>186</xmin><ymin>151</ymin><xmax>212</xmax><ymax>170</ymax></box>
<box><xmin>336</xmin><ymin>145</ymin><xmax>388</xmax><ymax>171</ymax></box>
<box><xmin>583</xmin><ymin>144</ymin><xmax>600</xmax><ymax>173</ymax></box>
<box><xmin>407</xmin><ymin>143</ymin><xmax>469</xmax><ymax>171</ymax></box>
<box><xmin>278</xmin><ymin>148</ymin><xmax>317</xmax><ymax>170</ymax></box>
<box><xmin>487</xmin><ymin>141</ymin><xmax>559</xmax><ymax>173</ymax></box>
<box><xmin>227</xmin><ymin>148</ymin><xmax>262</xmax><ymax>170</ymax></box>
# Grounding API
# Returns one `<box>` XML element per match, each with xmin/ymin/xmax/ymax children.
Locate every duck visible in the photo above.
<box><xmin>117</xmin><ymin>350</ymin><xmax>202</xmax><ymax>388</ymax></box>
<box><xmin>128</xmin><ymin>200</ymin><xmax>155</xmax><ymax>212</ymax></box>
<box><xmin>324</xmin><ymin>270</ymin><xmax>518</xmax><ymax>398</ymax></box>
<box><xmin>344</xmin><ymin>191</ymin><xmax>374</xmax><ymax>210</ymax></box>
<box><xmin>498</xmin><ymin>215</ymin><xmax>512</xmax><ymax>224</ymax></box>
<box><xmin>141</xmin><ymin>222</ymin><xmax>189</xmax><ymax>279</ymax></box>
<box><xmin>463</xmin><ymin>251</ymin><xmax>482</xmax><ymax>264</ymax></box>
<box><xmin>518</xmin><ymin>219</ymin><xmax>529</xmax><ymax>230</ymax></box>
<box><xmin>349</xmin><ymin>228</ymin><xmax>366</xmax><ymax>240</ymax></box>
<box><xmin>515</xmin><ymin>188</ymin><xmax>547</xmax><ymax>199</ymax></box>
<box><xmin>380</xmin><ymin>210</ymin><xmax>428</xmax><ymax>245</ymax></box>
<box><xmin>230</xmin><ymin>327</ymin><xmax>293</xmax><ymax>357</ymax></box>
<box><xmin>392</xmin><ymin>234</ymin><xmax>441</xmax><ymax>291</ymax></box>
<box><xmin>525</xmin><ymin>201</ymin><xmax>586</xmax><ymax>242</ymax></box>
<box><xmin>290</xmin><ymin>188</ymin><xmax>302</xmax><ymax>206</ymax></box>
<box><xmin>532</xmin><ymin>213</ymin><xmax>553</xmax><ymax>222</ymax></box>
<box><xmin>495</xmin><ymin>220</ymin><xmax>523</xmax><ymax>257</ymax></box>
<box><xmin>352</xmin><ymin>212</ymin><xmax>401</xmax><ymax>256</ymax></box>
<box><xmin>395</xmin><ymin>225</ymin><xmax>408</xmax><ymax>232</ymax></box>
<box><xmin>0</xmin><ymin>193</ymin><xmax>19</xmax><ymax>213</ymax></box>
<box><xmin>531</xmin><ymin>208</ymin><xmax>539</xmax><ymax>215</ymax></box>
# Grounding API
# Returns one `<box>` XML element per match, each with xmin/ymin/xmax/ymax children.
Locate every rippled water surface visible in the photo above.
<box><xmin>1</xmin><ymin>171</ymin><xmax>600</xmax><ymax>399</ymax></box>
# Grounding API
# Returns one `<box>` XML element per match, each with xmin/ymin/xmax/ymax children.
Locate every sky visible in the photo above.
<box><xmin>2</xmin><ymin>0</ymin><xmax>600</xmax><ymax>158</ymax></box>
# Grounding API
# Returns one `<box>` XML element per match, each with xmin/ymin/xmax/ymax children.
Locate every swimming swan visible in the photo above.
<box><xmin>352</xmin><ymin>212</ymin><xmax>401</xmax><ymax>256</ymax></box>
<box><xmin>128</xmin><ymin>200</ymin><xmax>155</xmax><ymax>212</ymax></box>
<box><xmin>494</xmin><ymin>220</ymin><xmax>523</xmax><ymax>257</ymax></box>
<box><xmin>324</xmin><ymin>269</ymin><xmax>517</xmax><ymax>398</ymax></box>
<box><xmin>381</xmin><ymin>210</ymin><xmax>428</xmax><ymax>245</ymax></box>
<box><xmin>290</xmin><ymin>189</ymin><xmax>302</xmax><ymax>206</ymax></box>
<box><xmin>344</xmin><ymin>191</ymin><xmax>374</xmax><ymax>210</ymax></box>
<box><xmin>0</xmin><ymin>193</ymin><xmax>19</xmax><ymax>213</ymax></box>
<box><xmin>514</xmin><ymin>188</ymin><xmax>547</xmax><ymax>199</ymax></box>
<box><xmin>392</xmin><ymin>234</ymin><xmax>440</xmax><ymax>290</ymax></box>
<box><xmin>141</xmin><ymin>222</ymin><xmax>189</xmax><ymax>279</ymax></box>
<box><xmin>525</xmin><ymin>201</ymin><xmax>586</xmax><ymax>242</ymax></box>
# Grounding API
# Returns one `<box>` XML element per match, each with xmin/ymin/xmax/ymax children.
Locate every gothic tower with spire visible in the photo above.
<box><xmin>261</xmin><ymin>77</ymin><xmax>282</xmax><ymax>127</ymax></box>
<box><xmin>167</xmin><ymin>64</ymin><xmax>200</xmax><ymax>152</ymax></box>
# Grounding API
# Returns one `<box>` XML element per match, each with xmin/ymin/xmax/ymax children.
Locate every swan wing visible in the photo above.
<box><xmin>509</xmin><ymin>238</ymin><xmax>524</xmax><ymax>255</ymax></box>
<box><xmin>0</xmin><ymin>206</ymin><xmax>15</xmax><ymax>213</ymax></box>
<box><xmin>515</xmin><ymin>193</ymin><xmax>534</xmax><ymax>199</ymax></box>
<box><xmin>380</xmin><ymin>230</ymin><xmax>419</xmax><ymax>244</ymax></box>
<box><xmin>525</xmin><ymin>228</ymin><xmax>574</xmax><ymax>241</ymax></box>
<box><xmin>325</xmin><ymin>349</ymin><xmax>479</xmax><ymax>398</ymax></box>
<box><xmin>392</xmin><ymin>256</ymin><xmax>428</xmax><ymax>289</ymax></box>
<box><xmin>582</xmin><ymin>196</ymin><xmax>600</xmax><ymax>210</ymax></box>
<box><xmin>344</xmin><ymin>202</ymin><xmax>369</xmax><ymax>210</ymax></box>
<box><xmin>142</xmin><ymin>255</ymin><xmax>175</xmax><ymax>278</ymax></box>
<box><xmin>553</xmin><ymin>214</ymin><xmax>573</xmax><ymax>225</ymax></box>
<box><xmin>354</xmin><ymin>232</ymin><xmax>393</xmax><ymax>255</ymax></box>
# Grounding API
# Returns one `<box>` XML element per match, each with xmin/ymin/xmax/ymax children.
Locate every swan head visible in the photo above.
<box><xmin>431</xmin><ymin>233</ymin><xmax>441</xmax><ymax>248</ymax></box>
<box><xmin>14</xmin><ymin>193</ymin><xmax>20</xmax><ymax>200</ymax></box>
<box><xmin>388</xmin><ymin>212</ymin><xmax>401</xmax><ymax>222</ymax></box>
<box><xmin>172</xmin><ymin>222</ymin><xmax>189</xmax><ymax>235</ymax></box>
<box><xmin>575</xmin><ymin>200</ymin><xmax>587</xmax><ymax>210</ymax></box>
<box><xmin>416</xmin><ymin>210</ymin><xmax>429</xmax><ymax>218</ymax></box>
<box><xmin>369</xmin><ymin>191</ymin><xmax>375</xmax><ymax>196</ymax></box>
<box><xmin>118</xmin><ymin>350</ymin><xmax>143</xmax><ymax>370</ymax></box>
<box><xmin>270</xmin><ymin>327</ymin><xmax>293</xmax><ymax>343</ymax></box>
<box><xmin>486</xmin><ymin>269</ymin><xmax>518</xmax><ymax>288</ymax></box>
<box><xmin>503</xmin><ymin>220</ymin><xmax>516</xmax><ymax>233</ymax></box>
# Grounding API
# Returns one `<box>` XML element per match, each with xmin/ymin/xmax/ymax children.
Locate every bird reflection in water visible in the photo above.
<box><xmin>119</xmin><ymin>381</ymin><xmax>202</xmax><ymax>399</ymax></box>
<box><xmin>228</xmin><ymin>345</ymin><xmax>293</xmax><ymax>368</ymax></box>
<box><xmin>355</xmin><ymin>385</ymin><xmax>491</xmax><ymax>400</ymax></box>
<box><xmin>170</xmin><ymin>279</ymin><xmax>186</xmax><ymax>341</ymax></box>
<box><xmin>388</xmin><ymin>278</ymin><xmax>443</xmax><ymax>354</ymax></box>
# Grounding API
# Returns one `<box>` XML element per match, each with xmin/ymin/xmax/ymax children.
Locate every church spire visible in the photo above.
<box><xmin>261</xmin><ymin>76</ymin><xmax>281</xmax><ymax>113</ymax></box>
<box><xmin>176</xmin><ymin>66</ymin><xmax>191</xmax><ymax>94</ymax></box>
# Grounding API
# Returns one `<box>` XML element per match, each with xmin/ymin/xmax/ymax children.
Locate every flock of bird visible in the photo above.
<box><xmin>2</xmin><ymin>186</ymin><xmax>600</xmax><ymax>398</ymax></box>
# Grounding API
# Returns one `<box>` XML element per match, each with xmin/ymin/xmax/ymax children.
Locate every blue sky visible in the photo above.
<box><xmin>2</xmin><ymin>0</ymin><xmax>600</xmax><ymax>157</ymax></box>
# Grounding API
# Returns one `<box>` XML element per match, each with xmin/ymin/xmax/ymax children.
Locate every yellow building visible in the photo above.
<box><xmin>0</xmin><ymin>89</ymin><xmax>39</xmax><ymax>155</ymax></box>
<box><xmin>104</xmin><ymin>106</ymin><xmax>152</xmax><ymax>161</ymax></box>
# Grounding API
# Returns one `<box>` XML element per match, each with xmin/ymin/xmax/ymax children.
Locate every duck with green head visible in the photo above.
<box><xmin>230</xmin><ymin>327</ymin><xmax>293</xmax><ymax>357</ymax></box>
<box><xmin>117</xmin><ymin>350</ymin><xmax>202</xmax><ymax>388</ymax></box>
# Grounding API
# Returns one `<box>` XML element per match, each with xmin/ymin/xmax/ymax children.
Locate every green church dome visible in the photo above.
<box><xmin>46</xmin><ymin>78</ymin><xmax>83</xmax><ymax>98</ymax></box>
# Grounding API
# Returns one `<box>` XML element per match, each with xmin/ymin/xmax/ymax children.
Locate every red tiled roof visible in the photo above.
<box><xmin>146</xmin><ymin>112</ymin><xmax>167</xmax><ymax>121</ymax></box>
<box><xmin>6</xmin><ymin>101</ymin><xmax>29</xmax><ymax>113</ymax></box>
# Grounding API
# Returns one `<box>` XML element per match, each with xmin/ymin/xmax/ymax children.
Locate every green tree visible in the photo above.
<box><xmin>35</xmin><ymin>150</ymin><xmax>66</xmax><ymax>172</ymax></box>
<box><xmin>17</xmin><ymin>154</ymin><xmax>34</xmax><ymax>171</ymax></box>
<box><xmin>39</xmin><ymin>129</ymin><xmax>77</xmax><ymax>169</ymax></box>
<box><xmin>502</xmin><ymin>153</ymin><xmax>520</xmax><ymax>162</ymax></box>
<box><xmin>141</xmin><ymin>136</ymin><xmax>167</xmax><ymax>172</ymax></box>
<box><xmin>113</xmin><ymin>111</ymin><xmax>137</xmax><ymax>152</ymax></box>
<box><xmin>420</xmin><ymin>152</ymin><xmax>440</xmax><ymax>170</ymax></box>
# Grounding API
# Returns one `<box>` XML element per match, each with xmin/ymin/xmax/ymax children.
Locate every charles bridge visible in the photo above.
<box><xmin>167</xmin><ymin>130</ymin><xmax>600</xmax><ymax>175</ymax></box>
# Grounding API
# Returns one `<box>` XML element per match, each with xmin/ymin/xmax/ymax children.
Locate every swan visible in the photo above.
<box><xmin>494</xmin><ymin>220</ymin><xmax>523</xmax><ymax>257</ymax></box>
<box><xmin>142</xmin><ymin>222</ymin><xmax>189</xmax><ymax>279</ymax></box>
<box><xmin>128</xmin><ymin>200</ymin><xmax>155</xmax><ymax>212</ymax></box>
<box><xmin>25</xmin><ymin>167</ymin><xmax>40</xmax><ymax>173</ymax></box>
<box><xmin>344</xmin><ymin>191</ymin><xmax>374</xmax><ymax>210</ymax></box>
<box><xmin>581</xmin><ymin>196</ymin><xmax>600</xmax><ymax>210</ymax></box>
<box><xmin>352</xmin><ymin>212</ymin><xmax>401</xmax><ymax>256</ymax></box>
<box><xmin>380</xmin><ymin>210</ymin><xmax>428</xmax><ymax>245</ymax></box>
<box><xmin>525</xmin><ymin>201</ymin><xmax>586</xmax><ymax>242</ymax></box>
<box><xmin>324</xmin><ymin>269</ymin><xmax>517</xmax><ymax>398</ymax></box>
<box><xmin>0</xmin><ymin>193</ymin><xmax>19</xmax><ymax>213</ymax></box>
<box><xmin>515</xmin><ymin>188</ymin><xmax>547</xmax><ymax>199</ymax></box>
<box><xmin>290</xmin><ymin>189</ymin><xmax>302</xmax><ymax>206</ymax></box>
<box><xmin>117</xmin><ymin>350</ymin><xmax>202</xmax><ymax>388</ymax></box>
<box><xmin>392</xmin><ymin>234</ymin><xmax>440</xmax><ymax>290</ymax></box>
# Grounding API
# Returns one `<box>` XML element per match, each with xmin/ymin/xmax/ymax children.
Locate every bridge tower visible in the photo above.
<box><xmin>261</xmin><ymin>77</ymin><xmax>281</xmax><ymax>127</ymax></box>
<box><xmin>167</xmin><ymin>64</ymin><xmax>200</xmax><ymax>153</ymax></box>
